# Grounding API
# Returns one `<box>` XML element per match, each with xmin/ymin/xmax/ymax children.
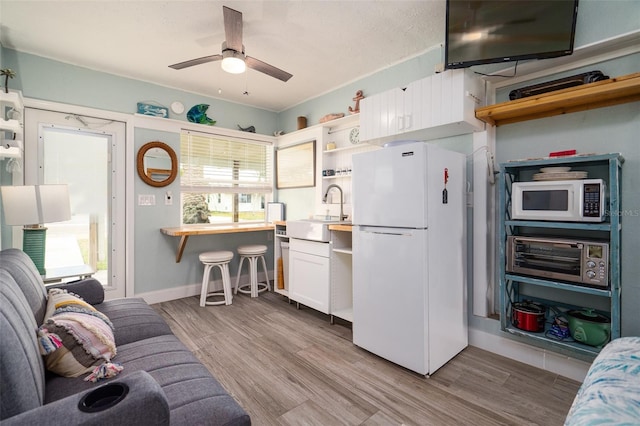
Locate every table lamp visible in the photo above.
<box><xmin>0</xmin><ymin>184</ymin><xmax>71</xmax><ymax>275</ymax></box>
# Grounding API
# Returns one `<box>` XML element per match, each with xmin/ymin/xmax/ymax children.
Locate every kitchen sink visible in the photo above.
<box><xmin>286</xmin><ymin>218</ymin><xmax>349</xmax><ymax>242</ymax></box>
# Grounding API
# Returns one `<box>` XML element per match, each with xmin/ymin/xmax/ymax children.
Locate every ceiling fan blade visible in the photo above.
<box><xmin>223</xmin><ymin>6</ymin><xmax>243</xmax><ymax>52</ymax></box>
<box><xmin>169</xmin><ymin>54</ymin><xmax>222</xmax><ymax>70</ymax></box>
<box><xmin>245</xmin><ymin>56</ymin><xmax>293</xmax><ymax>82</ymax></box>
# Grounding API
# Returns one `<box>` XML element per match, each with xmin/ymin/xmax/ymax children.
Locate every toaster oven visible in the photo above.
<box><xmin>507</xmin><ymin>236</ymin><xmax>609</xmax><ymax>288</ymax></box>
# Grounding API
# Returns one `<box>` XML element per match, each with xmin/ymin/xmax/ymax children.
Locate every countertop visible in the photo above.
<box><xmin>328</xmin><ymin>224</ymin><xmax>353</xmax><ymax>232</ymax></box>
<box><xmin>161</xmin><ymin>223</ymin><xmax>274</xmax><ymax>236</ymax></box>
<box><xmin>160</xmin><ymin>223</ymin><xmax>275</xmax><ymax>262</ymax></box>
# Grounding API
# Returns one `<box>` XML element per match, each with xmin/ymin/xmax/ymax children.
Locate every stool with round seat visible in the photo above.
<box><xmin>199</xmin><ymin>250</ymin><xmax>234</xmax><ymax>306</ymax></box>
<box><xmin>234</xmin><ymin>244</ymin><xmax>271</xmax><ymax>298</ymax></box>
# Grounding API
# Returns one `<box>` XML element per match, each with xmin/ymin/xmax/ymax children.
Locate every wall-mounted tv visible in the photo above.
<box><xmin>445</xmin><ymin>0</ymin><xmax>579</xmax><ymax>70</ymax></box>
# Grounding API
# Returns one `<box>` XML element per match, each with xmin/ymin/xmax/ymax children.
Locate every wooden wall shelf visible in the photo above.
<box><xmin>475</xmin><ymin>72</ymin><xmax>640</xmax><ymax>126</ymax></box>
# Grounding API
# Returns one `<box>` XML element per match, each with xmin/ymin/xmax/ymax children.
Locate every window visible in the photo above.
<box><xmin>180</xmin><ymin>130</ymin><xmax>273</xmax><ymax>224</ymax></box>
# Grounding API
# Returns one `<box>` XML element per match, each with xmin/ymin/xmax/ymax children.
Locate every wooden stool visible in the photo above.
<box><xmin>199</xmin><ymin>250</ymin><xmax>234</xmax><ymax>306</ymax></box>
<box><xmin>234</xmin><ymin>244</ymin><xmax>271</xmax><ymax>298</ymax></box>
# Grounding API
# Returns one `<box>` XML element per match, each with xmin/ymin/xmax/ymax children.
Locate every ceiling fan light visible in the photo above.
<box><xmin>221</xmin><ymin>55</ymin><xmax>246</xmax><ymax>74</ymax></box>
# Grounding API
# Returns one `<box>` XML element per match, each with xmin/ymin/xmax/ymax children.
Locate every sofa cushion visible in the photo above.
<box><xmin>0</xmin><ymin>270</ymin><xmax>46</xmax><ymax>421</ymax></box>
<box><xmin>54</xmin><ymin>277</ymin><xmax>105</xmax><ymax>305</ymax></box>
<box><xmin>40</xmin><ymin>289</ymin><xmax>117</xmax><ymax>378</ymax></box>
<box><xmin>94</xmin><ymin>298</ymin><xmax>173</xmax><ymax>346</ymax></box>
<box><xmin>0</xmin><ymin>248</ymin><xmax>48</xmax><ymax>324</ymax></box>
<box><xmin>45</xmin><ymin>334</ymin><xmax>251</xmax><ymax>425</ymax></box>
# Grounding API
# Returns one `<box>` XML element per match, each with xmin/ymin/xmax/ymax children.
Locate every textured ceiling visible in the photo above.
<box><xmin>0</xmin><ymin>0</ymin><xmax>446</xmax><ymax>112</ymax></box>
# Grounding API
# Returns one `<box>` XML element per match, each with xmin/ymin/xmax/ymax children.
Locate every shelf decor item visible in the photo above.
<box><xmin>187</xmin><ymin>104</ymin><xmax>216</xmax><ymax>125</ymax></box>
<box><xmin>170</xmin><ymin>101</ymin><xmax>185</xmax><ymax>115</ymax></box>
<box><xmin>348</xmin><ymin>90</ymin><xmax>364</xmax><ymax>114</ymax></box>
<box><xmin>319</xmin><ymin>113</ymin><xmax>345</xmax><ymax>123</ymax></box>
<box><xmin>1</xmin><ymin>68</ymin><xmax>16</xmax><ymax>93</ymax></box>
<box><xmin>349</xmin><ymin>127</ymin><xmax>359</xmax><ymax>144</ymax></box>
<box><xmin>136</xmin><ymin>101</ymin><xmax>168</xmax><ymax>118</ymax></box>
<box><xmin>0</xmin><ymin>185</ymin><xmax>71</xmax><ymax>275</ymax></box>
<box><xmin>237</xmin><ymin>124</ymin><xmax>256</xmax><ymax>133</ymax></box>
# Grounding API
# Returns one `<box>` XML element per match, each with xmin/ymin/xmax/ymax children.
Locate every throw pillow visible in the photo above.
<box><xmin>38</xmin><ymin>288</ymin><xmax>119</xmax><ymax>380</ymax></box>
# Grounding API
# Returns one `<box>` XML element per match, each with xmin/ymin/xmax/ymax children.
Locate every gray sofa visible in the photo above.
<box><xmin>0</xmin><ymin>248</ymin><xmax>251</xmax><ymax>425</ymax></box>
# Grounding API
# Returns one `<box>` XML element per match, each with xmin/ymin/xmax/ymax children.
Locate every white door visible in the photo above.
<box><xmin>352</xmin><ymin>142</ymin><xmax>428</xmax><ymax>228</ymax></box>
<box><xmin>353</xmin><ymin>226</ymin><xmax>429</xmax><ymax>375</ymax></box>
<box><xmin>25</xmin><ymin>108</ymin><xmax>126</xmax><ymax>299</ymax></box>
<box><xmin>289</xmin><ymin>239</ymin><xmax>330</xmax><ymax>314</ymax></box>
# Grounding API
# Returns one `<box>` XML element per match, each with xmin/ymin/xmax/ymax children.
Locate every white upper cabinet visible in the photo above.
<box><xmin>360</xmin><ymin>69</ymin><xmax>485</xmax><ymax>145</ymax></box>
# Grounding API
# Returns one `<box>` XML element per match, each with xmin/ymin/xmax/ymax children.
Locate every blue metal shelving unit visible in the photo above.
<box><xmin>498</xmin><ymin>153</ymin><xmax>623</xmax><ymax>361</ymax></box>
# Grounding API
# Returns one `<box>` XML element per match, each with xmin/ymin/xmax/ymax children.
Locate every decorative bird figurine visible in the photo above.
<box><xmin>187</xmin><ymin>104</ymin><xmax>216</xmax><ymax>125</ymax></box>
<box><xmin>237</xmin><ymin>124</ymin><xmax>256</xmax><ymax>133</ymax></box>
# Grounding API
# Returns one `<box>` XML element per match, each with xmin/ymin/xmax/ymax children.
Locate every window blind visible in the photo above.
<box><xmin>180</xmin><ymin>130</ymin><xmax>273</xmax><ymax>194</ymax></box>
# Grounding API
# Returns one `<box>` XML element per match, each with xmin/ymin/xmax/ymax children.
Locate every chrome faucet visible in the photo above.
<box><xmin>323</xmin><ymin>184</ymin><xmax>347</xmax><ymax>221</ymax></box>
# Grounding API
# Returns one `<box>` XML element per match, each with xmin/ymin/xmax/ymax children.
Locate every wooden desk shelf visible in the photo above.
<box><xmin>161</xmin><ymin>223</ymin><xmax>274</xmax><ymax>262</ymax></box>
<box><xmin>475</xmin><ymin>72</ymin><xmax>640</xmax><ymax>126</ymax></box>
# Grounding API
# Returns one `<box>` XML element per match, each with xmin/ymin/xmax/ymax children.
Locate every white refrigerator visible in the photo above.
<box><xmin>352</xmin><ymin>141</ymin><xmax>467</xmax><ymax>376</ymax></box>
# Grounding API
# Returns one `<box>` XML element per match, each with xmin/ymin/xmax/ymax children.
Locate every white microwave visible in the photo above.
<box><xmin>512</xmin><ymin>179</ymin><xmax>606</xmax><ymax>222</ymax></box>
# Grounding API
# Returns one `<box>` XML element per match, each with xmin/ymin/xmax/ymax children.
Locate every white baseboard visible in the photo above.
<box><xmin>136</xmin><ymin>271</ymin><xmax>274</xmax><ymax>305</ymax></box>
<box><xmin>469</xmin><ymin>328</ymin><xmax>590</xmax><ymax>382</ymax></box>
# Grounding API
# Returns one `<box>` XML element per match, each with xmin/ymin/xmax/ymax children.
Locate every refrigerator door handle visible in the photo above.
<box><xmin>361</xmin><ymin>230</ymin><xmax>412</xmax><ymax>237</ymax></box>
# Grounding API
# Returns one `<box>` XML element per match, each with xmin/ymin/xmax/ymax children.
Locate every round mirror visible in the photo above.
<box><xmin>137</xmin><ymin>141</ymin><xmax>178</xmax><ymax>187</ymax></box>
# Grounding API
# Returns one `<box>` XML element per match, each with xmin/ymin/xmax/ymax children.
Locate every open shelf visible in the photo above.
<box><xmin>503</xmin><ymin>324</ymin><xmax>600</xmax><ymax>360</ymax></box>
<box><xmin>332</xmin><ymin>248</ymin><xmax>352</xmax><ymax>255</ymax></box>
<box><xmin>274</xmin><ymin>288</ymin><xmax>289</xmax><ymax>297</ymax></box>
<box><xmin>323</xmin><ymin>175</ymin><xmax>351</xmax><ymax>180</ymax></box>
<box><xmin>505</xmin><ymin>220</ymin><xmax>613</xmax><ymax>232</ymax></box>
<box><xmin>331</xmin><ymin>307</ymin><xmax>353</xmax><ymax>322</ymax></box>
<box><xmin>504</xmin><ymin>294</ymin><xmax>610</xmax><ymax>361</ymax></box>
<box><xmin>499</xmin><ymin>154</ymin><xmax>622</xmax><ymax>360</ymax></box>
<box><xmin>476</xmin><ymin>72</ymin><xmax>640</xmax><ymax>126</ymax></box>
<box><xmin>505</xmin><ymin>274</ymin><xmax>611</xmax><ymax>297</ymax></box>
<box><xmin>323</xmin><ymin>144</ymin><xmax>362</xmax><ymax>154</ymax></box>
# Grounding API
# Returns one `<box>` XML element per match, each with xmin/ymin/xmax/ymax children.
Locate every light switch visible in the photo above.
<box><xmin>165</xmin><ymin>191</ymin><xmax>173</xmax><ymax>205</ymax></box>
<box><xmin>138</xmin><ymin>194</ymin><xmax>155</xmax><ymax>206</ymax></box>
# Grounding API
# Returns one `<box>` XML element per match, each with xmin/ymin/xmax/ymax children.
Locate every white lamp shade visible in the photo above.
<box><xmin>221</xmin><ymin>55</ymin><xmax>246</xmax><ymax>74</ymax></box>
<box><xmin>37</xmin><ymin>185</ymin><xmax>71</xmax><ymax>223</ymax></box>
<box><xmin>0</xmin><ymin>185</ymin><xmax>40</xmax><ymax>225</ymax></box>
<box><xmin>0</xmin><ymin>184</ymin><xmax>71</xmax><ymax>226</ymax></box>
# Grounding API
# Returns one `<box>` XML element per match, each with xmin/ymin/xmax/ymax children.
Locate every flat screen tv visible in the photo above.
<box><xmin>445</xmin><ymin>0</ymin><xmax>579</xmax><ymax>70</ymax></box>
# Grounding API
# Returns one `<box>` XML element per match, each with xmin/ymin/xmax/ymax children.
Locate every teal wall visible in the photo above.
<box><xmin>0</xmin><ymin>0</ymin><xmax>638</xmax><ymax>339</ymax></box>
<box><xmin>0</xmin><ymin>48</ymin><xmax>278</xmax><ymax>134</ymax></box>
<box><xmin>133</xmin><ymin>127</ymin><xmax>273</xmax><ymax>294</ymax></box>
<box><xmin>277</xmin><ymin>47</ymin><xmax>443</xmax><ymax>134</ymax></box>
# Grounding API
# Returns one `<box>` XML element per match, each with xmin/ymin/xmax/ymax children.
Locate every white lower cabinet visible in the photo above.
<box><xmin>289</xmin><ymin>238</ymin><xmax>330</xmax><ymax>314</ymax></box>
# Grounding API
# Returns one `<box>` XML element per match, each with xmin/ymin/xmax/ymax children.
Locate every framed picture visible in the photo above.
<box><xmin>276</xmin><ymin>140</ymin><xmax>316</xmax><ymax>189</ymax></box>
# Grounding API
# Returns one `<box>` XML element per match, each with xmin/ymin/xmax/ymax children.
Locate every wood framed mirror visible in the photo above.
<box><xmin>137</xmin><ymin>141</ymin><xmax>178</xmax><ymax>187</ymax></box>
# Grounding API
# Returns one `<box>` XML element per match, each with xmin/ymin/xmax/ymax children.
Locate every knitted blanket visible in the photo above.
<box><xmin>38</xmin><ymin>289</ymin><xmax>121</xmax><ymax>381</ymax></box>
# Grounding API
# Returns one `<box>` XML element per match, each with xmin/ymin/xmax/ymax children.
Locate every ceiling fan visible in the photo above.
<box><xmin>169</xmin><ymin>6</ymin><xmax>293</xmax><ymax>82</ymax></box>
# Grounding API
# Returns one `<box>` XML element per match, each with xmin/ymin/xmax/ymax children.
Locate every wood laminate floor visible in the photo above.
<box><xmin>152</xmin><ymin>292</ymin><xmax>581</xmax><ymax>426</ymax></box>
